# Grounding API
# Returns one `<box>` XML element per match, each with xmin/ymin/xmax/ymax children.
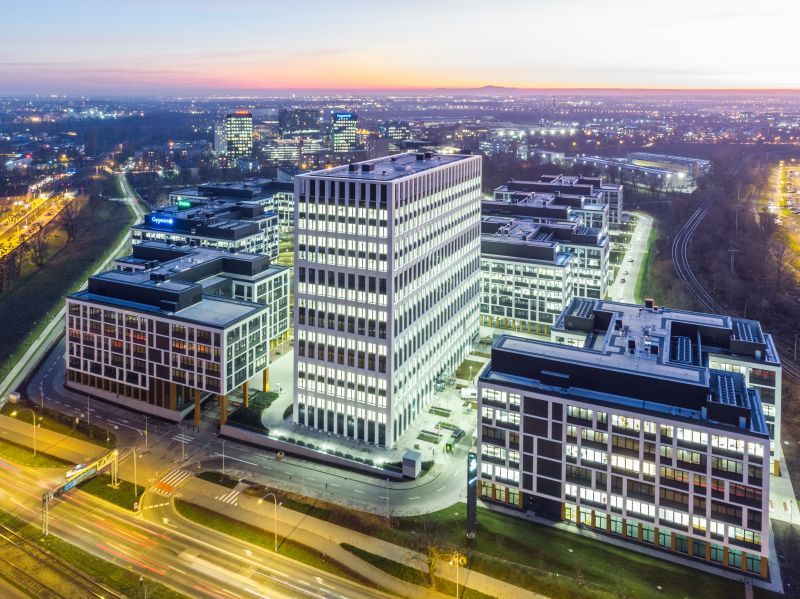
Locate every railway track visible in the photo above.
<box><xmin>670</xmin><ymin>165</ymin><xmax>800</xmax><ymax>381</ymax></box>
<box><xmin>0</xmin><ymin>519</ymin><xmax>124</xmax><ymax>599</ymax></box>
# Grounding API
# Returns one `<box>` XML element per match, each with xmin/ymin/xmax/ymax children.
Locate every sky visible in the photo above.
<box><xmin>1</xmin><ymin>0</ymin><xmax>799</xmax><ymax>95</ymax></box>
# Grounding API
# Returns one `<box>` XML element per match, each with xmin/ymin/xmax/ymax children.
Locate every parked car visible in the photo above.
<box><xmin>620</xmin><ymin>278</ymin><xmax>626</xmax><ymax>283</ymax></box>
<box><xmin>451</xmin><ymin>429</ymin><xmax>466</xmax><ymax>442</ymax></box>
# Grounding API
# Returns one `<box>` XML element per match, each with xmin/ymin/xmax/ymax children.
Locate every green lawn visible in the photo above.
<box><xmin>0</xmin><ymin>192</ymin><xmax>135</xmax><ymax>381</ymax></box>
<box><xmin>0</xmin><ymin>507</ymin><xmax>184</xmax><ymax>598</ymax></box>
<box><xmin>634</xmin><ymin>215</ymin><xmax>658</xmax><ymax>303</ymax></box>
<box><xmin>0</xmin><ymin>437</ymin><xmax>70</xmax><ymax>468</ymax></box>
<box><xmin>266</xmin><ymin>491</ymin><xmax>771</xmax><ymax>599</ymax></box>
<box><xmin>341</xmin><ymin>543</ymin><xmax>495</xmax><ymax>599</ymax></box>
<box><xmin>77</xmin><ymin>472</ymin><xmax>143</xmax><ymax>510</ymax></box>
<box><xmin>196</xmin><ymin>470</ymin><xmax>239</xmax><ymax>488</ymax></box>
<box><xmin>173</xmin><ymin>499</ymin><xmax>371</xmax><ymax>586</ymax></box>
<box><xmin>227</xmin><ymin>391</ymin><xmax>277</xmax><ymax>431</ymax></box>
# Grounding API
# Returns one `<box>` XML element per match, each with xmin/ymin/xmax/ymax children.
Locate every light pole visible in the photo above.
<box><xmin>221</xmin><ymin>440</ymin><xmax>226</xmax><ymax>476</ymax></box>
<box><xmin>258</xmin><ymin>492</ymin><xmax>279</xmax><ymax>551</ymax></box>
<box><xmin>449</xmin><ymin>551</ymin><xmax>467</xmax><ymax>599</ymax></box>
<box><xmin>144</xmin><ymin>416</ymin><xmax>149</xmax><ymax>448</ymax></box>
<box><xmin>11</xmin><ymin>409</ymin><xmax>37</xmax><ymax>457</ymax></box>
<box><xmin>180</xmin><ymin>425</ymin><xmax>186</xmax><ymax>460</ymax></box>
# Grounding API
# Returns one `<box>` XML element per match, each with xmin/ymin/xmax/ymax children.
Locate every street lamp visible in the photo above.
<box><xmin>258</xmin><ymin>492</ymin><xmax>279</xmax><ymax>551</ymax></box>
<box><xmin>11</xmin><ymin>409</ymin><xmax>38</xmax><ymax>457</ymax></box>
<box><xmin>221</xmin><ymin>440</ymin><xmax>226</xmax><ymax>476</ymax></box>
<box><xmin>449</xmin><ymin>551</ymin><xmax>467</xmax><ymax>599</ymax></box>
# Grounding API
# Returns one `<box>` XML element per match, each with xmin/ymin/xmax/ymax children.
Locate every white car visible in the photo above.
<box><xmin>66</xmin><ymin>464</ymin><xmax>85</xmax><ymax>479</ymax></box>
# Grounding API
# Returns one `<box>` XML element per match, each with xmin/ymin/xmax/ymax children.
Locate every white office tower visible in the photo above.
<box><xmin>293</xmin><ymin>152</ymin><xmax>482</xmax><ymax>447</ymax></box>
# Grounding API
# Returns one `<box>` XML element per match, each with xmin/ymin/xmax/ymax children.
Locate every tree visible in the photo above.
<box><xmin>59</xmin><ymin>201</ymin><xmax>81</xmax><ymax>243</ymax></box>
<box><xmin>413</xmin><ymin>515</ymin><xmax>449</xmax><ymax>587</ymax></box>
<box><xmin>771</xmin><ymin>230</ymin><xmax>792</xmax><ymax>291</ymax></box>
<box><xmin>27</xmin><ymin>224</ymin><xmax>48</xmax><ymax>267</ymax></box>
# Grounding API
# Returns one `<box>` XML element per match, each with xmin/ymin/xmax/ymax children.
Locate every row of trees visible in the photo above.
<box><xmin>0</xmin><ymin>199</ymin><xmax>82</xmax><ymax>293</ymax></box>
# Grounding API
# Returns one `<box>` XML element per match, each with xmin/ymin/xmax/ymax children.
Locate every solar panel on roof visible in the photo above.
<box><xmin>674</xmin><ymin>336</ymin><xmax>693</xmax><ymax>364</ymax></box>
<box><xmin>716</xmin><ymin>374</ymin><xmax>737</xmax><ymax>406</ymax></box>
<box><xmin>735</xmin><ymin>321</ymin><xmax>755</xmax><ymax>342</ymax></box>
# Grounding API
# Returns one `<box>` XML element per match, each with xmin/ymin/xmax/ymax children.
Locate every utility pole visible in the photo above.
<box><xmin>794</xmin><ymin>332</ymin><xmax>798</xmax><ymax>362</ymax></box>
<box><xmin>87</xmin><ymin>395</ymin><xmax>91</xmax><ymax>437</ymax></box>
<box><xmin>222</xmin><ymin>440</ymin><xmax>226</xmax><ymax>476</ymax></box>
<box><xmin>144</xmin><ymin>416</ymin><xmax>149</xmax><ymax>448</ymax></box>
<box><xmin>385</xmin><ymin>478</ymin><xmax>389</xmax><ymax>519</ymax></box>
<box><xmin>181</xmin><ymin>425</ymin><xmax>186</xmax><ymax>460</ymax></box>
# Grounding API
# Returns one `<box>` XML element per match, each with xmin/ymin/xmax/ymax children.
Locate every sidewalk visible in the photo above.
<box><xmin>0</xmin><ymin>413</ymin><xmax>107</xmax><ymax>465</ymax></box>
<box><xmin>180</xmin><ymin>477</ymin><xmax>546</xmax><ymax>599</ymax></box>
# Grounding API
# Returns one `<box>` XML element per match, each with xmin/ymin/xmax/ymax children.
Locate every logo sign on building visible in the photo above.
<box><xmin>467</xmin><ymin>451</ymin><xmax>478</xmax><ymax>538</ymax></box>
<box><xmin>150</xmin><ymin>215</ymin><xmax>175</xmax><ymax>226</ymax></box>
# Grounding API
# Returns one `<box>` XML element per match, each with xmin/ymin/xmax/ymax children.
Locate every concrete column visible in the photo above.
<box><xmin>242</xmin><ymin>381</ymin><xmax>249</xmax><ymax>409</ymax></box>
<box><xmin>575</xmin><ymin>506</ymin><xmax>580</xmax><ymax>525</ymax></box>
<box><xmin>262</xmin><ymin>368</ymin><xmax>270</xmax><ymax>392</ymax></box>
<box><xmin>723</xmin><ymin>547</ymin><xmax>729</xmax><ymax>567</ymax></box>
<box><xmin>605</xmin><ymin>515</ymin><xmax>611</xmax><ymax>533</ymax></box>
<box><xmin>560</xmin><ymin>503</ymin><xmax>566</xmax><ymax>521</ymax></box>
<box><xmin>622</xmin><ymin>518</ymin><xmax>627</xmax><ymax>538</ymax></box>
<box><xmin>220</xmin><ymin>394</ymin><xmax>227</xmax><ymax>426</ymax></box>
<box><xmin>760</xmin><ymin>556</ymin><xmax>768</xmax><ymax>578</ymax></box>
<box><xmin>741</xmin><ymin>551</ymin><xmax>747</xmax><ymax>572</ymax></box>
<box><xmin>654</xmin><ymin>527</ymin><xmax>659</xmax><ymax>547</ymax></box>
<box><xmin>169</xmin><ymin>383</ymin><xmax>176</xmax><ymax>411</ymax></box>
<box><xmin>671</xmin><ymin>532</ymin><xmax>676</xmax><ymax>552</ymax></box>
<box><xmin>705</xmin><ymin>542</ymin><xmax>711</xmax><ymax>562</ymax></box>
<box><xmin>637</xmin><ymin>523</ymin><xmax>643</xmax><ymax>543</ymax></box>
<box><xmin>194</xmin><ymin>389</ymin><xmax>201</xmax><ymax>428</ymax></box>
<box><xmin>591</xmin><ymin>510</ymin><xmax>596</xmax><ymax>529</ymax></box>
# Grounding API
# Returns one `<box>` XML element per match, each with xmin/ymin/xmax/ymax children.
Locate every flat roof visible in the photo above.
<box><xmin>299</xmin><ymin>152</ymin><xmax>476</xmax><ymax>181</ymax></box>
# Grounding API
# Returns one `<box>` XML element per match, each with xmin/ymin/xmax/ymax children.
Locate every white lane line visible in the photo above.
<box><xmin>437</xmin><ymin>486</ymin><xmax>446</xmax><ymax>493</ymax></box>
<box><xmin>210</xmin><ymin>453</ymin><xmax>257</xmax><ymax>466</ymax></box>
<box><xmin>409</xmin><ymin>496</ymin><xmax>420</xmax><ymax>500</ymax></box>
<box><xmin>353</xmin><ymin>489</ymin><xmax>364</xmax><ymax>494</ymax></box>
<box><xmin>328</xmin><ymin>483</ymin><xmax>340</xmax><ymax>488</ymax></box>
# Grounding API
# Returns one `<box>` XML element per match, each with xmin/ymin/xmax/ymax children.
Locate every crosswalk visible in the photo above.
<box><xmin>151</xmin><ymin>468</ymin><xmax>193</xmax><ymax>497</ymax></box>
<box><xmin>172</xmin><ymin>433</ymin><xmax>193</xmax><ymax>444</ymax></box>
<box><xmin>215</xmin><ymin>489</ymin><xmax>240</xmax><ymax>506</ymax></box>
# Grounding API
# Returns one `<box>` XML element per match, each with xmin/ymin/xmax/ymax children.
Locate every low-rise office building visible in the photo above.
<box><xmin>480</xmin><ymin>217</ymin><xmax>609</xmax><ymax>335</ymax></box>
<box><xmin>133</xmin><ymin>196</ymin><xmax>280</xmax><ymax>260</ymax></box>
<box><xmin>65</xmin><ymin>243</ymin><xmax>288</xmax><ymax>423</ymax></box>
<box><xmin>477</xmin><ymin>299</ymin><xmax>774</xmax><ymax>577</ymax></box>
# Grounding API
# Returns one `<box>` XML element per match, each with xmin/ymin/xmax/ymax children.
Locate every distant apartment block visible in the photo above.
<box><xmin>627</xmin><ymin>152</ymin><xmax>711</xmax><ymax>184</ymax></box>
<box><xmin>65</xmin><ymin>243</ymin><xmax>289</xmax><ymax>423</ymax></box>
<box><xmin>294</xmin><ymin>152</ymin><xmax>482</xmax><ymax>447</ymax></box>
<box><xmin>331</xmin><ymin>112</ymin><xmax>358</xmax><ymax>154</ymax></box>
<box><xmin>477</xmin><ymin>299</ymin><xmax>776</xmax><ymax>578</ymax></box>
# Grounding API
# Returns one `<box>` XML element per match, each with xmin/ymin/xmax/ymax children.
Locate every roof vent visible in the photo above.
<box><xmin>415</xmin><ymin>153</ymin><xmax>425</xmax><ymax>161</ymax></box>
<box><xmin>361</xmin><ymin>163</ymin><xmax>375</xmax><ymax>173</ymax></box>
<box><xmin>348</xmin><ymin>163</ymin><xmax>358</xmax><ymax>171</ymax></box>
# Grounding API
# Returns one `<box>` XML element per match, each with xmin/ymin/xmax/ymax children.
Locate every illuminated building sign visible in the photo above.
<box><xmin>335</xmin><ymin>112</ymin><xmax>354</xmax><ymax>120</ymax></box>
<box><xmin>150</xmin><ymin>215</ymin><xmax>174</xmax><ymax>226</ymax></box>
<box><xmin>176</xmin><ymin>200</ymin><xmax>192</xmax><ymax>209</ymax></box>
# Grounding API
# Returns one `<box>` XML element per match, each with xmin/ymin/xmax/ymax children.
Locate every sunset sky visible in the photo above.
<box><xmin>2</xmin><ymin>0</ymin><xmax>799</xmax><ymax>95</ymax></box>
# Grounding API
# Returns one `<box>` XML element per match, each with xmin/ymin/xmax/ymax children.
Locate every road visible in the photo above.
<box><xmin>607</xmin><ymin>212</ymin><xmax>653</xmax><ymax>303</ymax></box>
<box><xmin>0</xmin><ymin>457</ymin><xmax>394</xmax><ymax>599</ymax></box>
<box><xmin>29</xmin><ymin>339</ymin><xmax>467</xmax><ymax>518</ymax></box>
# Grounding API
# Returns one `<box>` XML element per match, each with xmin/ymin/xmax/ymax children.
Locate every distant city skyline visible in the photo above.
<box><xmin>2</xmin><ymin>0</ymin><xmax>800</xmax><ymax>95</ymax></box>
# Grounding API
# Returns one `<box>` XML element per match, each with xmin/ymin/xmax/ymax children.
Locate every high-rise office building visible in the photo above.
<box><xmin>293</xmin><ymin>152</ymin><xmax>482</xmax><ymax>447</ymax></box>
<box><xmin>214</xmin><ymin>122</ymin><xmax>227</xmax><ymax>156</ymax></box>
<box><xmin>331</xmin><ymin>111</ymin><xmax>358</xmax><ymax>153</ymax></box>
<box><xmin>225</xmin><ymin>111</ymin><xmax>254</xmax><ymax>158</ymax></box>
<box><xmin>476</xmin><ymin>299</ymin><xmax>777</xmax><ymax>578</ymax></box>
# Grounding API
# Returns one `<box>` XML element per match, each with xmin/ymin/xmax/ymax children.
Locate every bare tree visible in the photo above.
<box><xmin>413</xmin><ymin>516</ymin><xmax>452</xmax><ymax>587</ymax></box>
<box><xmin>771</xmin><ymin>231</ymin><xmax>792</xmax><ymax>291</ymax></box>
<box><xmin>59</xmin><ymin>201</ymin><xmax>81</xmax><ymax>243</ymax></box>
<box><xmin>27</xmin><ymin>224</ymin><xmax>48</xmax><ymax>267</ymax></box>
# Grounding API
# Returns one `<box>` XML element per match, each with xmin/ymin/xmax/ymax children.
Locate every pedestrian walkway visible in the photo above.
<box><xmin>0</xmin><ymin>414</ymin><xmax>105</xmax><ymax>465</ymax></box>
<box><xmin>151</xmin><ymin>468</ymin><xmax>192</xmax><ymax>497</ymax></box>
<box><xmin>214</xmin><ymin>489</ymin><xmax>240</xmax><ymax>506</ymax></box>
<box><xmin>181</xmin><ymin>477</ymin><xmax>547</xmax><ymax>599</ymax></box>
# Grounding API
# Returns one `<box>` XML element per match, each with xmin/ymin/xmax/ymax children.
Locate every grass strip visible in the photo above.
<box><xmin>77</xmin><ymin>472</ymin><xmax>144</xmax><ymax>510</ymax></box>
<box><xmin>174</xmin><ymin>499</ymin><xmax>371</xmax><ymax>586</ymax></box>
<box><xmin>196</xmin><ymin>470</ymin><xmax>239</xmax><ymax>488</ymax></box>
<box><xmin>341</xmin><ymin>543</ymin><xmax>495</xmax><ymax>599</ymax></box>
<box><xmin>0</xmin><ymin>437</ymin><xmax>70</xmax><ymax>468</ymax></box>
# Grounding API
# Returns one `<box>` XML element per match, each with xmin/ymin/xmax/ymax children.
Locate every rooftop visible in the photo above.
<box><xmin>299</xmin><ymin>151</ymin><xmax>476</xmax><ymax>181</ymax></box>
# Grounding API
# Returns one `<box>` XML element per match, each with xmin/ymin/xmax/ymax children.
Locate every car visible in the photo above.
<box><xmin>623</xmin><ymin>270</ymin><xmax>629</xmax><ymax>275</ymax></box>
<box><xmin>451</xmin><ymin>429</ymin><xmax>466</xmax><ymax>442</ymax></box>
<box><xmin>65</xmin><ymin>464</ymin><xmax>85</xmax><ymax>479</ymax></box>
<box><xmin>620</xmin><ymin>278</ymin><xmax>626</xmax><ymax>283</ymax></box>
<box><xmin>628</xmin><ymin>258</ymin><xmax>634</xmax><ymax>263</ymax></box>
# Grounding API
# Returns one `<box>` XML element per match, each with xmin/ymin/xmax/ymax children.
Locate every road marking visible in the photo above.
<box><xmin>215</xmin><ymin>490</ymin><xmax>240</xmax><ymax>506</ymax></box>
<box><xmin>437</xmin><ymin>486</ymin><xmax>446</xmax><ymax>493</ymax></box>
<box><xmin>210</xmin><ymin>453</ymin><xmax>256</xmax><ymax>466</ymax></box>
<box><xmin>409</xmin><ymin>496</ymin><xmax>420</xmax><ymax>500</ymax></box>
<box><xmin>328</xmin><ymin>483</ymin><xmax>340</xmax><ymax>488</ymax></box>
<box><xmin>353</xmin><ymin>489</ymin><xmax>364</xmax><ymax>494</ymax></box>
<box><xmin>378</xmin><ymin>495</ymin><xmax>388</xmax><ymax>500</ymax></box>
